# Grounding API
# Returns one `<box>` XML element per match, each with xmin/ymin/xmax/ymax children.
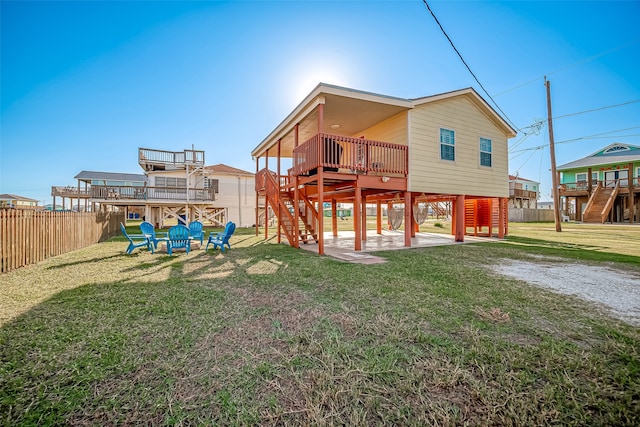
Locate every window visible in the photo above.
<box><xmin>440</xmin><ymin>128</ymin><xmax>455</xmax><ymax>161</ymax></box>
<box><xmin>205</xmin><ymin>178</ymin><xmax>219</xmax><ymax>193</ymax></box>
<box><xmin>603</xmin><ymin>145</ymin><xmax>629</xmax><ymax>154</ymax></box>
<box><xmin>575</xmin><ymin>172</ymin><xmax>598</xmax><ymax>183</ymax></box>
<box><xmin>480</xmin><ymin>137</ymin><xmax>492</xmax><ymax>167</ymax></box>
<box><xmin>156</xmin><ymin>177</ymin><xmax>186</xmax><ymax>188</ymax></box>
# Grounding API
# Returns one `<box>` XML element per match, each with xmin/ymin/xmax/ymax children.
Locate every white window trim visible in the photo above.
<box><xmin>479</xmin><ymin>136</ymin><xmax>492</xmax><ymax>168</ymax></box>
<box><xmin>439</xmin><ymin>127</ymin><xmax>455</xmax><ymax>162</ymax></box>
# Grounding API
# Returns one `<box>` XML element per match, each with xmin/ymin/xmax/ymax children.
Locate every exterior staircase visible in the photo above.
<box><xmin>582</xmin><ymin>182</ymin><xmax>619</xmax><ymax>223</ymax></box>
<box><xmin>279</xmin><ymin>192</ymin><xmax>319</xmax><ymax>245</ymax></box>
<box><xmin>262</xmin><ymin>171</ymin><xmax>318</xmax><ymax>246</ymax></box>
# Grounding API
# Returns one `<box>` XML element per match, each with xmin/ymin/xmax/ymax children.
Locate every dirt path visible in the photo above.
<box><xmin>492</xmin><ymin>259</ymin><xmax>640</xmax><ymax>327</ymax></box>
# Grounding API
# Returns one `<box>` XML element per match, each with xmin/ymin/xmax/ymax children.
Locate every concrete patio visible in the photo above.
<box><xmin>295</xmin><ymin>229</ymin><xmax>496</xmax><ymax>264</ymax></box>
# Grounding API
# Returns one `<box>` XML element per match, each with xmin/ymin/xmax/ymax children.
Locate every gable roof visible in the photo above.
<box><xmin>74</xmin><ymin>171</ymin><xmax>147</xmax><ymax>183</ymax></box>
<box><xmin>412</xmin><ymin>87</ymin><xmax>517</xmax><ymax>137</ymax></box>
<box><xmin>0</xmin><ymin>193</ymin><xmax>39</xmax><ymax>202</ymax></box>
<box><xmin>252</xmin><ymin>83</ymin><xmax>517</xmax><ymax>158</ymax></box>
<box><xmin>508</xmin><ymin>175</ymin><xmax>538</xmax><ymax>183</ymax></box>
<box><xmin>205</xmin><ymin>164</ymin><xmax>254</xmax><ymax>176</ymax></box>
<box><xmin>557</xmin><ymin>143</ymin><xmax>640</xmax><ymax>171</ymax></box>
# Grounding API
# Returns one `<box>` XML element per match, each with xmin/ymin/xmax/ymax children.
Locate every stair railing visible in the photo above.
<box><xmin>599</xmin><ymin>180</ymin><xmax>620</xmax><ymax>223</ymax></box>
<box><xmin>582</xmin><ymin>181</ymin><xmax>602</xmax><ymax>221</ymax></box>
<box><xmin>263</xmin><ymin>171</ymin><xmax>296</xmax><ymax>245</ymax></box>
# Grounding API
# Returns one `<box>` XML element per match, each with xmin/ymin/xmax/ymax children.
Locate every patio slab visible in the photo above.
<box><xmin>295</xmin><ymin>230</ymin><xmax>495</xmax><ymax>263</ymax></box>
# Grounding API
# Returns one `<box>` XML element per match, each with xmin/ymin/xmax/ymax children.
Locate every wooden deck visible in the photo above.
<box><xmin>89</xmin><ymin>185</ymin><xmax>215</xmax><ymax>202</ymax></box>
<box><xmin>51</xmin><ymin>186</ymin><xmax>91</xmax><ymax>198</ymax></box>
<box><xmin>139</xmin><ymin>147</ymin><xmax>205</xmax><ymax>171</ymax></box>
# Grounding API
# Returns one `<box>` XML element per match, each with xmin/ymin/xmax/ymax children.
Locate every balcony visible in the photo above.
<box><xmin>90</xmin><ymin>185</ymin><xmax>215</xmax><ymax>202</ymax></box>
<box><xmin>292</xmin><ymin>133</ymin><xmax>408</xmax><ymax>177</ymax></box>
<box><xmin>509</xmin><ymin>188</ymin><xmax>538</xmax><ymax>199</ymax></box>
<box><xmin>51</xmin><ymin>186</ymin><xmax>91</xmax><ymax>198</ymax></box>
<box><xmin>139</xmin><ymin>147</ymin><xmax>205</xmax><ymax>171</ymax></box>
<box><xmin>560</xmin><ymin>178</ymin><xmax>640</xmax><ymax>196</ymax></box>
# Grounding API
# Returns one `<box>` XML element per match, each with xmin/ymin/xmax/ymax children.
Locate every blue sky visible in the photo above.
<box><xmin>1</xmin><ymin>0</ymin><xmax>639</xmax><ymax>204</ymax></box>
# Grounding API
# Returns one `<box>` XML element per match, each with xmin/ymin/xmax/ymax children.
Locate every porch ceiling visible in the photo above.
<box><xmin>254</xmin><ymin>84</ymin><xmax>411</xmax><ymax>159</ymax></box>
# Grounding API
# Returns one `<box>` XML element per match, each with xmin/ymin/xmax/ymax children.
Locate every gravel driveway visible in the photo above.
<box><xmin>492</xmin><ymin>259</ymin><xmax>640</xmax><ymax>327</ymax></box>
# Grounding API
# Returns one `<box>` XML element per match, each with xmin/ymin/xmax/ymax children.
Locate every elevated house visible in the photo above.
<box><xmin>0</xmin><ymin>194</ymin><xmax>40</xmax><ymax>210</ymax></box>
<box><xmin>52</xmin><ymin>171</ymin><xmax>147</xmax><ymax>213</ymax></box>
<box><xmin>52</xmin><ymin>148</ymin><xmax>256</xmax><ymax>227</ymax></box>
<box><xmin>508</xmin><ymin>175</ymin><xmax>539</xmax><ymax>209</ymax></box>
<box><xmin>251</xmin><ymin>83</ymin><xmax>516</xmax><ymax>255</ymax></box>
<box><xmin>558</xmin><ymin>143</ymin><xmax>639</xmax><ymax>223</ymax></box>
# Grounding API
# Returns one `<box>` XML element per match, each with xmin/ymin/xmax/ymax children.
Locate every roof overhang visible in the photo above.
<box><xmin>252</xmin><ymin>84</ymin><xmax>517</xmax><ymax>160</ymax></box>
<box><xmin>251</xmin><ymin>83</ymin><xmax>413</xmax><ymax>159</ymax></box>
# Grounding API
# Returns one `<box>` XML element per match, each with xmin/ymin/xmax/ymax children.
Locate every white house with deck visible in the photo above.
<box><xmin>52</xmin><ymin>147</ymin><xmax>256</xmax><ymax>227</ymax></box>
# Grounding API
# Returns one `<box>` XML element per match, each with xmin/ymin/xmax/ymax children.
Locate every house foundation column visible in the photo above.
<box><xmin>455</xmin><ymin>195</ymin><xmax>465</xmax><ymax>242</ymax></box>
<box><xmin>317</xmin><ymin>171</ymin><xmax>324</xmax><ymax>255</ymax></box>
<box><xmin>404</xmin><ymin>191</ymin><xmax>412</xmax><ymax>247</ymax></box>
<box><xmin>361</xmin><ymin>195</ymin><xmax>367</xmax><ymax>241</ymax></box>
<box><xmin>294</xmin><ymin>177</ymin><xmax>300</xmax><ymax>248</ymax></box>
<box><xmin>354</xmin><ymin>186</ymin><xmax>362</xmax><ymax>251</ymax></box>
<box><xmin>332</xmin><ymin>199</ymin><xmax>338</xmax><ymax>237</ymax></box>
<box><xmin>498</xmin><ymin>197</ymin><xmax>506</xmax><ymax>238</ymax></box>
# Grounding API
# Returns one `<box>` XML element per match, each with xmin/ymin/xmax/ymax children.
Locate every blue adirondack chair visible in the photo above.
<box><xmin>188</xmin><ymin>221</ymin><xmax>205</xmax><ymax>245</ymax></box>
<box><xmin>206</xmin><ymin>222</ymin><xmax>236</xmax><ymax>252</ymax></box>
<box><xmin>139</xmin><ymin>221</ymin><xmax>167</xmax><ymax>250</ymax></box>
<box><xmin>166</xmin><ymin>224</ymin><xmax>191</xmax><ymax>256</ymax></box>
<box><xmin>120</xmin><ymin>223</ymin><xmax>153</xmax><ymax>254</ymax></box>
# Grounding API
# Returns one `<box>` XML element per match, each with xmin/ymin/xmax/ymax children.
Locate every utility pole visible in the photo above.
<box><xmin>546</xmin><ymin>77</ymin><xmax>562</xmax><ymax>232</ymax></box>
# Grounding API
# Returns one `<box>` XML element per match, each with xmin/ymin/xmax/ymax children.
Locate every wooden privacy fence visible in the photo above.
<box><xmin>508</xmin><ymin>208</ymin><xmax>555</xmax><ymax>223</ymax></box>
<box><xmin>0</xmin><ymin>210</ymin><xmax>125</xmax><ymax>273</ymax></box>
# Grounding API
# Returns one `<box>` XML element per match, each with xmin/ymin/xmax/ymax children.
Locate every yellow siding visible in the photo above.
<box><xmin>408</xmin><ymin>95</ymin><xmax>510</xmax><ymax>197</ymax></box>
<box><xmin>354</xmin><ymin>111</ymin><xmax>408</xmax><ymax>145</ymax></box>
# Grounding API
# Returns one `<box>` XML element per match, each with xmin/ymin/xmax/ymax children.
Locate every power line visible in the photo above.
<box><xmin>494</xmin><ymin>39</ymin><xmax>640</xmax><ymax>97</ymax></box>
<box><xmin>509</xmin><ymin>125</ymin><xmax>640</xmax><ymax>154</ymax></box>
<box><xmin>517</xmin><ymin>100</ymin><xmax>640</xmax><ymax>131</ymax></box>
<box><xmin>421</xmin><ymin>0</ymin><xmax>521</xmax><ymax>132</ymax></box>
<box><xmin>553</xmin><ymin>99</ymin><xmax>640</xmax><ymax>120</ymax></box>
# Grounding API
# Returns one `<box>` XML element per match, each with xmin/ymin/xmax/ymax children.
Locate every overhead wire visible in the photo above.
<box><xmin>510</xmin><ymin>125</ymin><xmax>640</xmax><ymax>153</ymax></box>
<box><xmin>493</xmin><ymin>39</ymin><xmax>640</xmax><ymax>97</ymax></box>
<box><xmin>552</xmin><ymin>99</ymin><xmax>639</xmax><ymax>120</ymax></box>
<box><xmin>420</xmin><ymin>0</ymin><xmax>522</xmax><ymax>133</ymax></box>
<box><xmin>420</xmin><ymin>0</ymin><xmax>639</xmax><ymax>178</ymax></box>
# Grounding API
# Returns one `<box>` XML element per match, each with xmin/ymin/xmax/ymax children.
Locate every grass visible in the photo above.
<box><xmin>1</xmin><ymin>223</ymin><xmax>639</xmax><ymax>425</ymax></box>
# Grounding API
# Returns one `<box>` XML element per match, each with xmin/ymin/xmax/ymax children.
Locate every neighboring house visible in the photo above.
<box><xmin>0</xmin><ymin>194</ymin><xmax>40</xmax><ymax>210</ymax></box>
<box><xmin>251</xmin><ymin>83</ymin><xmax>516</xmax><ymax>254</ymax></box>
<box><xmin>203</xmin><ymin>164</ymin><xmax>256</xmax><ymax>228</ymax></box>
<box><xmin>52</xmin><ymin>148</ymin><xmax>256</xmax><ymax>227</ymax></box>
<box><xmin>52</xmin><ymin>171</ymin><xmax>147</xmax><ymax>212</ymax></box>
<box><xmin>557</xmin><ymin>143</ymin><xmax>639</xmax><ymax>223</ymax></box>
<box><xmin>508</xmin><ymin>175</ymin><xmax>539</xmax><ymax>209</ymax></box>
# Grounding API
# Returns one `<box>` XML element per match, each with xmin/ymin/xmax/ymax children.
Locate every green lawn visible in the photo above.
<box><xmin>1</xmin><ymin>223</ymin><xmax>639</xmax><ymax>425</ymax></box>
